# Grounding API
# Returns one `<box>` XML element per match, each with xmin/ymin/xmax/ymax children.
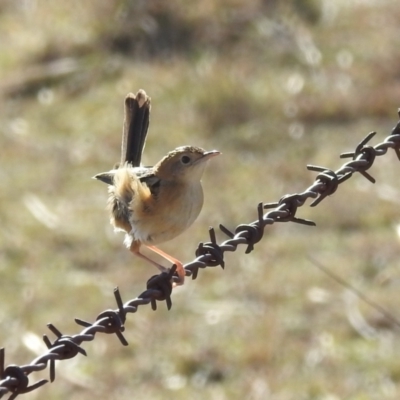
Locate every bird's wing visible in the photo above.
<box><xmin>120</xmin><ymin>90</ymin><xmax>151</xmax><ymax>167</ymax></box>
<box><xmin>138</xmin><ymin>169</ymin><xmax>161</xmax><ymax>198</ymax></box>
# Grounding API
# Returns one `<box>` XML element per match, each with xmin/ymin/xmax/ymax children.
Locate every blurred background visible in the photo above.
<box><xmin>1</xmin><ymin>1</ymin><xmax>400</xmax><ymax>399</ymax></box>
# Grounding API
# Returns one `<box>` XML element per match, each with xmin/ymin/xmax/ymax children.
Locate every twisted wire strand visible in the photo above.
<box><xmin>1</xmin><ymin>111</ymin><xmax>400</xmax><ymax>399</ymax></box>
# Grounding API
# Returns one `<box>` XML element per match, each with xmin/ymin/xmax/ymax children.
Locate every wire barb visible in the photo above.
<box><xmin>145</xmin><ymin>267</ymin><xmax>174</xmax><ymax>310</ymax></box>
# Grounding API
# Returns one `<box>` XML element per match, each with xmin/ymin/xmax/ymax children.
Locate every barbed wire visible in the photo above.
<box><xmin>1</xmin><ymin>111</ymin><xmax>400</xmax><ymax>399</ymax></box>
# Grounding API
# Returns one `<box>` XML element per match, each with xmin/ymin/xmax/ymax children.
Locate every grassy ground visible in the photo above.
<box><xmin>1</xmin><ymin>1</ymin><xmax>400</xmax><ymax>399</ymax></box>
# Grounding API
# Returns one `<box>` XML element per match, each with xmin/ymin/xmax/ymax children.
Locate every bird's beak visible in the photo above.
<box><xmin>201</xmin><ymin>150</ymin><xmax>221</xmax><ymax>161</ymax></box>
<box><xmin>92</xmin><ymin>171</ymin><xmax>115</xmax><ymax>185</ymax></box>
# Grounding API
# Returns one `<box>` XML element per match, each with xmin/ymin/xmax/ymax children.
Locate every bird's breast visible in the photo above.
<box><xmin>130</xmin><ymin>180</ymin><xmax>204</xmax><ymax>245</ymax></box>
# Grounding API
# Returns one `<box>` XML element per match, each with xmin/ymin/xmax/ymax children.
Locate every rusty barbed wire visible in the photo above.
<box><xmin>1</xmin><ymin>111</ymin><xmax>400</xmax><ymax>399</ymax></box>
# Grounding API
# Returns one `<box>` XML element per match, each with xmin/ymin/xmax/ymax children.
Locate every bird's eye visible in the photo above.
<box><xmin>181</xmin><ymin>155</ymin><xmax>191</xmax><ymax>164</ymax></box>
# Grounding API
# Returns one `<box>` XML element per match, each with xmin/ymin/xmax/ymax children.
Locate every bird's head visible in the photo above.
<box><xmin>155</xmin><ymin>146</ymin><xmax>220</xmax><ymax>182</ymax></box>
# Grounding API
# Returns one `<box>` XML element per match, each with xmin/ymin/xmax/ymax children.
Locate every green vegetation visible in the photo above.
<box><xmin>1</xmin><ymin>1</ymin><xmax>400</xmax><ymax>399</ymax></box>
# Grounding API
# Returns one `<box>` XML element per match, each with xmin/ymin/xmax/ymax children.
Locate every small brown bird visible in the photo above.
<box><xmin>94</xmin><ymin>90</ymin><xmax>220</xmax><ymax>285</ymax></box>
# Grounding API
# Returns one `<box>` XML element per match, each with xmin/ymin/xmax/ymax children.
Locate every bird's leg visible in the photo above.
<box><xmin>129</xmin><ymin>242</ymin><xmax>185</xmax><ymax>286</ymax></box>
<box><xmin>146</xmin><ymin>245</ymin><xmax>186</xmax><ymax>286</ymax></box>
<box><xmin>130</xmin><ymin>247</ymin><xmax>169</xmax><ymax>273</ymax></box>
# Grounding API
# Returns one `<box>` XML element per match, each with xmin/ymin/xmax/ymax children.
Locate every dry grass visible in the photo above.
<box><xmin>1</xmin><ymin>1</ymin><xmax>400</xmax><ymax>399</ymax></box>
